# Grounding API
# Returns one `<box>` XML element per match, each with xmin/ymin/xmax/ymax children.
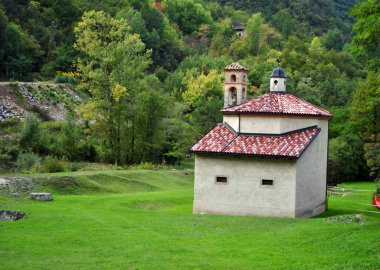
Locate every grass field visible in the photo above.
<box><xmin>0</xmin><ymin>170</ymin><xmax>379</xmax><ymax>270</ymax></box>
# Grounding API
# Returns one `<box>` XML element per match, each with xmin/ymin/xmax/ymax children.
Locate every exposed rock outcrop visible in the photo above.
<box><xmin>0</xmin><ymin>82</ymin><xmax>83</xmax><ymax>121</ymax></box>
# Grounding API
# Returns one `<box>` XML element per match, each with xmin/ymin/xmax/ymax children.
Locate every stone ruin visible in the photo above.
<box><xmin>30</xmin><ymin>192</ymin><xmax>52</xmax><ymax>201</ymax></box>
<box><xmin>0</xmin><ymin>210</ymin><xmax>25</xmax><ymax>221</ymax></box>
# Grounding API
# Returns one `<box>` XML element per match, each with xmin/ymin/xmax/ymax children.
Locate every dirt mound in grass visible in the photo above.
<box><xmin>0</xmin><ymin>175</ymin><xmax>104</xmax><ymax>196</ymax></box>
<box><xmin>126</xmin><ymin>197</ymin><xmax>190</xmax><ymax>210</ymax></box>
<box><xmin>87</xmin><ymin>174</ymin><xmax>158</xmax><ymax>193</ymax></box>
<box><xmin>41</xmin><ymin>176</ymin><xmax>103</xmax><ymax>194</ymax></box>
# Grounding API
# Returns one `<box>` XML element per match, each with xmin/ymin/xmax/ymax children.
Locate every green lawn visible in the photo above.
<box><xmin>0</xmin><ymin>170</ymin><xmax>379</xmax><ymax>270</ymax></box>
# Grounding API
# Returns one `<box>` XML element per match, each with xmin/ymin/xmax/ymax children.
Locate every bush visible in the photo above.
<box><xmin>16</xmin><ymin>152</ymin><xmax>41</xmax><ymax>171</ymax></box>
<box><xmin>0</xmin><ymin>118</ymin><xmax>21</xmax><ymax>129</ymax></box>
<box><xmin>130</xmin><ymin>162</ymin><xmax>161</xmax><ymax>170</ymax></box>
<box><xmin>42</xmin><ymin>156</ymin><xmax>66</xmax><ymax>173</ymax></box>
<box><xmin>0</xmin><ymin>154</ymin><xmax>14</xmax><ymax>172</ymax></box>
<box><xmin>66</xmin><ymin>162</ymin><xmax>82</xmax><ymax>172</ymax></box>
<box><xmin>54</xmin><ymin>75</ymin><xmax>78</xmax><ymax>85</ymax></box>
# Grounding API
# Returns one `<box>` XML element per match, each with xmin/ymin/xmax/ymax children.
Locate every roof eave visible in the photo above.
<box><xmin>220</xmin><ymin>111</ymin><xmax>332</xmax><ymax>119</ymax></box>
<box><xmin>224</xmin><ymin>68</ymin><xmax>250</xmax><ymax>72</ymax></box>
<box><xmin>190</xmin><ymin>151</ymin><xmax>299</xmax><ymax>160</ymax></box>
<box><xmin>296</xmin><ymin>127</ymin><xmax>321</xmax><ymax>159</ymax></box>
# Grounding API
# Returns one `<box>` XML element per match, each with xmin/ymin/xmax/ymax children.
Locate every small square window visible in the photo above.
<box><xmin>261</xmin><ymin>179</ymin><xmax>273</xmax><ymax>186</ymax></box>
<box><xmin>216</xmin><ymin>176</ymin><xmax>228</xmax><ymax>184</ymax></box>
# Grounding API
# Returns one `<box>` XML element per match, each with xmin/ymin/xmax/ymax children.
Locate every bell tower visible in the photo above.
<box><xmin>270</xmin><ymin>61</ymin><xmax>286</xmax><ymax>92</ymax></box>
<box><xmin>224</xmin><ymin>62</ymin><xmax>250</xmax><ymax>108</ymax></box>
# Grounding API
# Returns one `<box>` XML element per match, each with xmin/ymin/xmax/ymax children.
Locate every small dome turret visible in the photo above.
<box><xmin>270</xmin><ymin>66</ymin><xmax>287</xmax><ymax>92</ymax></box>
<box><xmin>270</xmin><ymin>67</ymin><xmax>286</xmax><ymax>78</ymax></box>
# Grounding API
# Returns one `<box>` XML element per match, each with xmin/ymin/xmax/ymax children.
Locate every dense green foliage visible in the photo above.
<box><xmin>0</xmin><ymin>171</ymin><xmax>379</xmax><ymax>269</ymax></box>
<box><xmin>0</xmin><ymin>0</ymin><xmax>378</xmax><ymax>183</ymax></box>
<box><xmin>213</xmin><ymin>0</ymin><xmax>355</xmax><ymax>37</ymax></box>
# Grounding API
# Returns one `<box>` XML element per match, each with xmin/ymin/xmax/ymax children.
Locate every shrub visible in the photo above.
<box><xmin>0</xmin><ymin>118</ymin><xmax>21</xmax><ymax>129</ymax></box>
<box><xmin>41</xmin><ymin>121</ymin><xmax>63</xmax><ymax>132</ymax></box>
<box><xmin>16</xmin><ymin>152</ymin><xmax>41</xmax><ymax>171</ymax></box>
<box><xmin>130</xmin><ymin>162</ymin><xmax>161</xmax><ymax>170</ymax></box>
<box><xmin>66</xmin><ymin>162</ymin><xmax>82</xmax><ymax>172</ymax></box>
<box><xmin>54</xmin><ymin>75</ymin><xmax>78</xmax><ymax>85</ymax></box>
<box><xmin>31</xmin><ymin>163</ymin><xmax>44</xmax><ymax>173</ymax></box>
<box><xmin>42</xmin><ymin>156</ymin><xmax>66</xmax><ymax>173</ymax></box>
<box><xmin>0</xmin><ymin>154</ymin><xmax>14</xmax><ymax>172</ymax></box>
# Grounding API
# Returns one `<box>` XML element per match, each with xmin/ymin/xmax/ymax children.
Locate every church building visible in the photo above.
<box><xmin>190</xmin><ymin>63</ymin><xmax>332</xmax><ymax>218</ymax></box>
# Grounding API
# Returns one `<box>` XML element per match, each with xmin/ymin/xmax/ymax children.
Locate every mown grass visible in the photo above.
<box><xmin>0</xmin><ymin>170</ymin><xmax>379</xmax><ymax>270</ymax></box>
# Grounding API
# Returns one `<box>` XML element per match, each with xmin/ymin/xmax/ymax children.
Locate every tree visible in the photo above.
<box><xmin>321</xmin><ymin>29</ymin><xmax>344</xmax><ymax>51</ymax></box>
<box><xmin>19</xmin><ymin>114</ymin><xmax>49</xmax><ymax>154</ymax></box>
<box><xmin>163</xmin><ymin>0</ymin><xmax>213</xmax><ymax>35</ymax></box>
<box><xmin>182</xmin><ymin>70</ymin><xmax>223</xmax><ymax>108</ymax></box>
<box><xmin>133</xmin><ymin>79</ymin><xmax>166</xmax><ymax>163</ymax></box>
<box><xmin>245</xmin><ymin>13</ymin><xmax>264</xmax><ymax>56</ymax></box>
<box><xmin>75</xmin><ymin>11</ymin><xmax>151</xmax><ymax>165</ymax></box>
<box><xmin>271</xmin><ymin>9</ymin><xmax>295</xmax><ymax>39</ymax></box>
<box><xmin>350</xmin><ymin>0</ymin><xmax>380</xmax><ymax>58</ymax></box>
<box><xmin>0</xmin><ymin>6</ymin><xmax>8</xmax><ymax>62</ymax></box>
<box><xmin>350</xmin><ymin>72</ymin><xmax>380</xmax><ymax>141</ymax></box>
<box><xmin>328</xmin><ymin>133</ymin><xmax>367</xmax><ymax>184</ymax></box>
<box><xmin>349</xmin><ymin>72</ymin><xmax>380</xmax><ymax>180</ymax></box>
<box><xmin>182</xmin><ymin>70</ymin><xmax>224</xmax><ymax>139</ymax></box>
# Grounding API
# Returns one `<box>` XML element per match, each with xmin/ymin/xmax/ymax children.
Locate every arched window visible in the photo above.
<box><xmin>230</xmin><ymin>74</ymin><xmax>237</xmax><ymax>82</ymax></box>
<box><xmin>242</xmin><ymin>88</ymin><xmax>246</xmax><ymax>100</ymax></box>
<box><xmin>243</xmin><ymin>75</ymin><xmax>246</xmax><ymax>83</ymax></box>
<box><xmin>229</xmin><ymin>87</ymin><xmax>237</xmax><ymax>106</ymax></box>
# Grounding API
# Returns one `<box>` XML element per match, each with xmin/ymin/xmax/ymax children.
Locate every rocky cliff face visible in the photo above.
<box><xmin>0</xmin><ymin>82</ymin><xmax>83</xmax><ymax>121</ymax></box>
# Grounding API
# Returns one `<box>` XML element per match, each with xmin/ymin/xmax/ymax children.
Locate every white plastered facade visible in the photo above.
<box><xmin>193</xmin><ymin>115</ymin><xmax>329</xmax><ymax>218</ymax></box>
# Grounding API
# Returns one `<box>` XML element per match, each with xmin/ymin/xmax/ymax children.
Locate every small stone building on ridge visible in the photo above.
<box><xmin>190</xmin><ymin>63</ymin><xmax>332</xmax><ymax>218</ymax></box>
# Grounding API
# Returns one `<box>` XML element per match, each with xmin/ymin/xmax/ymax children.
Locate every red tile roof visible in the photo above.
<box><xmin>190</xmin><ymin>124</ymin><xmax>320</xmax><ymax>158</ymax></box>
<box><xmin>190</xmin><ymin>123</ymin><xmax>236</xmax><ymax>153</ymax></box>
<box><xmin>154</xmin><ymin>2</ymin><xmax>163</xmax><ymax>12</ymax></box>
<box><xmin>225</xmin><ymin>62</ymin><xmax>250</xmax><ymax>71</ymax></box>
<box><xmin>221</xmin><ymin>93</ymin><xmax>332</xmax><ymax>117</ymax></box>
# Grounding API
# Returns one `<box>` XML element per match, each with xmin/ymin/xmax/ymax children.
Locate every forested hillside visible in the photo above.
<box><xmin>0</xmin><ymin>0</ymin><xmax>378</xmax><ymax>184</ymax></box>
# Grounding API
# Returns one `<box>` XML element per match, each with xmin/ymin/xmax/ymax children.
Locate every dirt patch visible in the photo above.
<box><xmin>126</xmin><ymin>198</ymin><xmax>188</xmax><ymax>211</ymax></box>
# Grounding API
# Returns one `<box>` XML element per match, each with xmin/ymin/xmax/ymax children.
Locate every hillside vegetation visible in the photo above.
<box><xmin>0</xmin><ymin>170</ymin><xmax>379</xmax><ymax>269</ymax></box>
<box><xmin>0</xmin><ymin>0</ymin><xmax>378</xmax><ymax>184</ymax></box>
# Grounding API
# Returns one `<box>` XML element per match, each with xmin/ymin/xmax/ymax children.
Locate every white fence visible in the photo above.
<box><xmin>327</xmin><ymin>186</ymin><xmax>374</xmax><ymax>196</ymax></box>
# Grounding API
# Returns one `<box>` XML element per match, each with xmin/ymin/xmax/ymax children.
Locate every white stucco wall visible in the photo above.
<box><xmin>270</xmin><ymin>77</ymin><xmax>286</xmax><ymax>92</ymax></box>
<box><xmin>239</xmin><ymin>115</ymin><xmax>281</xmax><ymax>133</ymax></box>
<box><xmin>295</xmin><ymin>119</ymin><xmax>329</xmax><ymax>217</ymax></box>
<box><xmin>193</xmin><ymin>155</ymin><xmax>297</xmax><ymax>217</ymax></box>
<box><xmin>279</xmin><ymin>118</ymin><xmax>320</xmax><ymax>133</ymax></box>
<box><xmin>223</xmin><ymin>116</ymin><xmax>239</xmax><ymax>131</ymax></box>
<box><xmin>203</xmin><ymin>115</ymin><xmax>329</xmax><ymax>218</ymax></box>
<box><xmin>223</xmin><ymin>114</ymin><xmax>328</xmax><ymax>134</ymax></box>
